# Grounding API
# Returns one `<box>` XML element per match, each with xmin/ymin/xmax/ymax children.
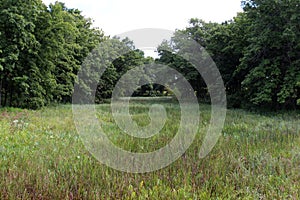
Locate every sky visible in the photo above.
<box><xmin>42</xmin><ymin>0</ymin><xmax>243</xmax><ymax>36</ymax></box>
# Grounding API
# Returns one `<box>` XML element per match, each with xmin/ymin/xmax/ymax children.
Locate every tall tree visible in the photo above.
<box><xmin>157</xmin><ymin>19</ymin><xmax>221</xmax><ymax>99</ymax></box>
<box><xmin>0</xmin><ymin>0</ymin><xmax>106</xmax><ymax>109</ymax></box>
<box><xmin>0</xmin><ymin>0</ymin><xmax>46</xmax><ymax>108</ymax></box>
<box><xmin>238</xmin><ymin>0</ymin><xmax>300</xmax><ymax>109</ymax></box>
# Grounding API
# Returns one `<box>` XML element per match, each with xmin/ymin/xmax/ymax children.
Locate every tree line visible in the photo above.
<box><xmin>0</xmin><ymin>0</ymin><xmax>299</xmax><ymax>110</ymax></box>
<box><xmin>157</xmin><ymin>0</ymin><xmax>299</xmax><ymax>110</ymax></box>
<box><xmin>0</xmin><ymin>0</ymin><xmax>106</xmax><ymax>109</ymax></box>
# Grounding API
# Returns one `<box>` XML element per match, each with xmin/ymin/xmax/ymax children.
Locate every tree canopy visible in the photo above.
<box><xmin>157</xmin><ymin>0</ymin><xmax>300</xmax><ymax>109</ymax></box>
<box><xmin>0</xmin><ymin>0</ymin><xmax>299</xmax><ymax>110</ymax></box>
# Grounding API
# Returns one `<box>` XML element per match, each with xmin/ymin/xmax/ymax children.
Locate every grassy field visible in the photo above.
<box><xmin>0</xmin><ymin>102</ymin><xmax>299</xmax><ymax>199</ymax></box>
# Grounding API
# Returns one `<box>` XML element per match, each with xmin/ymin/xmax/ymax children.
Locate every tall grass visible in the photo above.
<box><xmin>0</xmin><ymin>103</ymin><xmax>299</xmax><ymax>199</ymax></box>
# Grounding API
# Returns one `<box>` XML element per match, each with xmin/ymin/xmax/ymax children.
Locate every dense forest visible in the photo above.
<box><xmin>0</xmin><ymin>0</ymin><xmax>299</xmax><ymax>110</ymax></box>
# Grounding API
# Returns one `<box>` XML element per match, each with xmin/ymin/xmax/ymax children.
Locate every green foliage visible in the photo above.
<box><xmin>157</xmin><ymin>26</ymin><xmax>214</xmax><ymax>99</ymax></box>
<box><xmin>0</xmin><ymin>0</ymin><xmax>105</xmax><ymax>109</ymax></box>
<box><xmin>0</xmin><ymin>0</ymin><xmax>299</xmax><ymax>110</ymax></box>
<box><xmin>0</xmin><ymin>0</ymin><xmax>44</xmax><ymax>108</ymax></box>
<box><xmin>237</xmin><ymin>0</ymin><xmax>300</xmax><ymax>109</ymax></box>
<box><xmin>158</xmin><ymin>1</ymin><xmax>299</xmax><ymax>110</ymax></box>
<box><xmin>76</xmin><ymin>37</ymin><xmax>157</xmax><ymax>104</ymax></box>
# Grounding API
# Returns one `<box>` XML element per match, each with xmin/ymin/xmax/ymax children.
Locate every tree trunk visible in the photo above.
<box><xmin>9</xmin><ymin>81</ymin><xmax>13</xmax><ymax>107</ymax></box>
<box><xmin>0</xmin><ymin>79</ymin><xmax>2</xmax><ymax>107</ymax></box>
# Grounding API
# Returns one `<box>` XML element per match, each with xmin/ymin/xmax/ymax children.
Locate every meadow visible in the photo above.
<box><xmin>0</xmin><ymin>101</ymin><xmax>299</xmax><ymax>199</ymax></box>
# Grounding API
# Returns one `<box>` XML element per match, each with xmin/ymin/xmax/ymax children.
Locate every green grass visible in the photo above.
<box><xmin>0</xmin><ymin>102</ymin><xmax>299</xmax><ymax>199</ymax></box>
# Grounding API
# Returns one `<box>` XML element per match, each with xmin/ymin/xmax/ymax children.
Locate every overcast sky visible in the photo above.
<box><xmin>42</xmin><ymin>0</ymin><xmax>243</xmax><ymax>36</ymax></box>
